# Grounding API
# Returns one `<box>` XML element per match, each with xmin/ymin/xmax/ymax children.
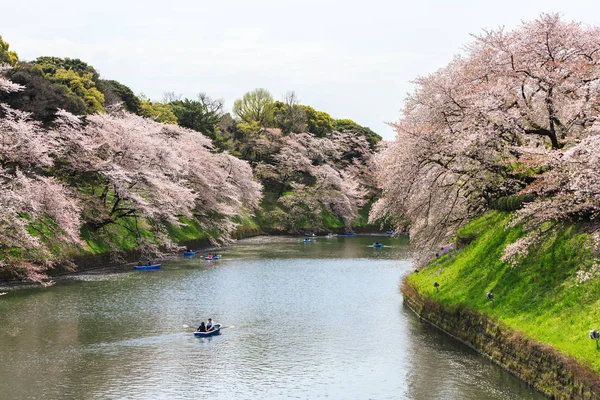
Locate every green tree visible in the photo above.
<box><xmin>47</xmin><ymin>69</ymin><xmax>104</xmax><ymax>113</ymax></box>
<box><xmin>233</xmin><ymin>88</ymin><xmax>274</xmax><ymax>126</ymax></box>
<box><xmin>168</xmin><ymin>93</ymin><xmax>224</xmax><ymax>141</ymax></box>
<box><xmin>0</xmin><ymin>36</ymin><xmax>18</xmax><ymax>65</ymax></box>
<box><xmin>1</xmin><ymin>63</ymin><xmax>86</xmax><ymax>123</ymax></box>
<box><xmin>273</xmin><ymin>91</ymin><xmax>307</xmax><ymax>134</ymax></box>
<box><xmin>32</xmin><ymin>57</ymin><xmax>105</xmax><ymax>114</ymax></box>
<box><xmin>97</xmin><ymin>79</ymin><xmax>142</xmax><ymax>114</ymax></box>
<box><xmin>34</xmin><ymin>57</ymin><xmax>99</xmax><ymax>81</ymax></box>
<box><xmin>139</xmin><ymin>96</ymin><xmax>178</xmax><ymax>124</ymax></box>
<box><xmin>302</xmin><ymin>105</ymin><xmax>334</xmax><ymax>137</ymax></box>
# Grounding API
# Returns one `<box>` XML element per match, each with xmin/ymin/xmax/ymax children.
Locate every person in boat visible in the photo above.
<box><xmin>207</xmin><ymin>253</ymin><xmax>213</xmax><ymax>259</ymax></box>
<box><xmin>197</xmin><ymin>322</ymin><xmax>207</xmax><ymax>332</ymax></box>
<box><xmin>137</xmin><ymin>260</ymin><xmax>142</xmax><ymax>266</ymax></box>
<box><xmin>206</xmin><ymin>318</ymin><xmax>214</xmax><ymax>331</ymax></box>
<box><xmin>374</xmin><ymin>241</ymin><xmax>381</xmax><ymax>246</ymax></box>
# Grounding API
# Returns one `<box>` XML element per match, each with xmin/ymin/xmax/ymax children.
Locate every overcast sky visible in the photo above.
<box><xmin>2</xmin><ymin>0</ymin><xmax>599</xmax><ymax>140</ymax></box>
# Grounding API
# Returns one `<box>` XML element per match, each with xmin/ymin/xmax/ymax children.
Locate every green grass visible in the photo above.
<box><xmin>231</xmin><ymin>214</ymin><xmax>262</xmax><ymax>239</ymax></box>
<box><xmin>408</xmin><ymin>211</ymin><xmax>600</xmax><ymax>373</ymax></box>
<box><xmin>164</xmin><ymin>217</ymin><xmax>211</xmax><ymax>243</ymax></box>
<box><xmin>80</xmin><ymin>217</ymin><xmax>156</xmax><ymax>254</ymax></box>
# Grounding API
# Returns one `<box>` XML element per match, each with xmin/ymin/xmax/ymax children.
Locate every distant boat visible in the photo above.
<box><xmin>134</xmin><ymin>264</ymin><xmax>161</xmax><ymax>270</ymax></box>
<box><xmin>303</xmin><ymin>238</ymin><xmax>312</xmax><ymax>243</ymax></box>
<box><xmin>194</xmin><ymin>323</ymin><xmax>222</xmax><ymax>337</ymax></box>
<box><xmin>386</xmin><ymin>230</ymin><xmax>394</xmax><ymax>235</ymax></box>
<box><xmin>343</xmin><ymin>232</ymin><xmax>356</xmax><ymax>236</ymax></box>
<box><xmin>326</xmin><ymin>233</ymin><xmax>338</xmax><ymax>238</ymax></box>
<box><xmin>372</xmin><ymin>243</ymin><xmax>384</xmax><ymax>248</ymax></box>
<box><xmin>204</xmin><ymin>255</ymin><xmax>221</xmax><ymax>261</ymax></box>
<box><xmin>304</xmin><ymin>233</ymin><xmax>317</xmax><ymax>237</ymax></box>
<box><xmin>183</xmin><ymin>251</ymin><xmax>196</xmax><ymax>257</ymax></box>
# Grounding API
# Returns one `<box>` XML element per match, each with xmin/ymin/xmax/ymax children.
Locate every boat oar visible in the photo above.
<box><xmin>183</xmin><ymin>324</ymin><xmax>235</xmax><ymax>329</ymax></box>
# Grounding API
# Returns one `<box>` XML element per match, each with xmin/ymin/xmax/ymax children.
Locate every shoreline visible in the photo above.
<box><xmin>401</xmin><ymin>279</ymin><xmax>600</xmax><ymax>399</ymax></box>
<box><xmin>0</xmin><ymin>232</ymin><xmax>393</xmax><ymax>291</ymax></box>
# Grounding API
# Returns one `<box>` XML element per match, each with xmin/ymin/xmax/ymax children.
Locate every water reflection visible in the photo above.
<box><xmin>0</xmin><ymin>235</ymin><xmax>543</xmax><ymax>399</ymax></box>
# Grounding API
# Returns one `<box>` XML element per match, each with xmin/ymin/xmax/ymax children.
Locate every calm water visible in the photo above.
<box><xmin>0</xmin><ymin>235</ymin><xmax>544</xmax><ymax>400</ymax></box>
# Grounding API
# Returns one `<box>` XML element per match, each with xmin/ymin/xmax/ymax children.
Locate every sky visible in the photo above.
<box><xmin>2</xmin><ymin>0</ymin><xmax>600</xmax><ymax>140</ymax></box>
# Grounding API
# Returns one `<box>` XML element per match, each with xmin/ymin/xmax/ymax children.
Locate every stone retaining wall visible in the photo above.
<box><xmin>402</xmin><ymin>281</ymin><xmax>600</xmax><ymax>399</ymax></box>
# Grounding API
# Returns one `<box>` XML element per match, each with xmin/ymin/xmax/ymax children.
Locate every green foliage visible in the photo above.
<box><xmin>272</xmin><ymin>93</ymin><xmax>307</xmax><ymax>133</ymax></box>
<box><xmin>47</xmin><ymin>69</ymin><xmax>104</xmax><ymax>113</ymax></box>
<box><xmin>139</xmin><ymin>96</ymin><xmax>178</xmax><ymax>124</ymax></box>
<box><xmin>34</xmin><ymin>57</ymin><xmax>99</xmax><ymax>81</ymax></box>
<box><xmin>0</xmin><ymin>35</ymin><xmax>18</xmax><ymax>65</ymax></box>
<box><xmin>408</xmin><ymin>211</ymin><xmax>600</xmax><ymax>373</ymax></box>
<box><xmin>168</xmin><ymin>94</ymin><xmax>226</xmax><ymax>145</ymax></box>
<box><xmin>233</xmin><ymin>88</ymin><xmax>275</xmax><ymax>126</ymax></box>
<box><xmin>333</xmin><ymin>119</ymin><xmax>382</xmax><ymax>148</ymax></box>
<box><xmin>302</xmin><ymin>105</ymin><xmax>334</xmax><ymax>137</ymax></box>
<box><xmin>1</xmin><ymin>63</ymin><xmax>87</xmax><ymax>123</ymax></box>
<box><xmin>29</xmin><ymin>57</ymin><xmax>105</xmax><ymax>114</ymax></box>
<box><xmin>490</xmin><ymin>194</ymin><xmax>536</xmax><ymax>211</ymax></box>
<box><xmin>97</xmin><ymin>79</ymin><xmax>142</xmax><ymax>114</ymax></box>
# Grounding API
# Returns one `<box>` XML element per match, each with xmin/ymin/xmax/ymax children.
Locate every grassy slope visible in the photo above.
<box><xmin>78</xmin><ymin>216</ymin><xmax>250</xmax><ymax>255</ymax></box>
<box><xmin>407</xmin><ymin>211</ymin><xmax>600</xmax><ymax>373</ymax></box>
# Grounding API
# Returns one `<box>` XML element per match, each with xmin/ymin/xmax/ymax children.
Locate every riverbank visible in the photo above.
<box><xmin>402</xmin><ymin>281</ymin><xmax>600</xmax><ymax>399</ymax></box>
<box><xmin>404</xmin><ymin>211</ymin><xmax>600</xmax><ymax>398</ymax></box>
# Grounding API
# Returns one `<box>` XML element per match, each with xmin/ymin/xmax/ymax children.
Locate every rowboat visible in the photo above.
<box><xmin>343</xmin><ymin>232</ymin><xmax>356</xmax><ymax>236</ymax></box>
<box><xmin>183</xmin><ymin>251</ymin><xmax>196</xmax><ymax>257</ymax></box>
<box><xmin>372</xmin><ymin>243</ymin><xmax>384</xmax><ymax>248</ymax></box>
<box><xmin>134</xmin><ymin>264</ymin><xmax>161</xmax><ymax>270</ymax></box>
<box><xmin>303</xmin><ymin>239</ymin><xmax>312</xmax><ymax>243</ymax></box>
<box><xmin>194</xmin><ymin>324</ymin><xmax>222</xmax><ymax>337</ymax></box>
<box><xmin>204</xmin><ymin>255</ymin><xmax>221</xmax><ymax>261</ymax></box>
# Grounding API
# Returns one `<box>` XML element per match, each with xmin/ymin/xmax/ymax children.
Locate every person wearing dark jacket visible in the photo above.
<box><xmin>197</xmin><ymin>322</ymin><xmax>206</xmax><ymax>332</ymax></box>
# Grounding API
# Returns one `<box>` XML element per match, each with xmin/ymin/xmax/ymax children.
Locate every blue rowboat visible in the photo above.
<box><xmin>194</xmin><ymin>324</ymin><xmax>222</xmax><ymax>337</ymax></box>
<box><xmin>303</xmin><ymin>239</ymin><xmax>312</xmax><ymax>243</ymax></box>
<box><xmin>183</xmin><ymin>251</ymin><xmax>196</xmax><ymax>257</ymax></box>
<box><xmin>134</xmin><ymin>264</ymin><xmax>161</xmax><ymax>270</ymax></box>
<box><xmin>386</xmin><ymin>230</ymin><xmax>394</xmax><ymax>235</ymax></box>
<box><xmin>204</xmin><ymin>255</ymin><xmax>221</xmax><ymax>261</ymax></box>
<box><xmin>343</xmin><ymin>232</ymin><xmax>356</xmax><ymax>236</ymax></box>
<box><xmin>304</xmin><ymin>233</ymin><xmax>316</xmax><ymax>237</ymax></box>
<box><xmin>372</xmin><ymin>243</ymin><xmax>384</xmax><ymax>248</ymax></box>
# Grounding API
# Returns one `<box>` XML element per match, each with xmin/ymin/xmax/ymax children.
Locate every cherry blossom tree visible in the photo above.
<box><xmin>256</xmin><ymin>131</ymin><xmax>370</xmax><ymax>231</ymax></box>
<box><xmin>372</xmin><ymin>14</ymin><xmax>600</xmax><ymax>266</ymax></box>
<box><xmin>0</xmin><ymin>69</ymin><xmax>81</xmax><ymax>284</ymax></box>
<box><xmin>0</xmin><ymin>66</ymin><xmax>262</xmax><ymax>282</ymax></box>
<box><xmin>55</xmin><ymin>109</ymin><xmax>262</xmax><ymax>249</ymax></box>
